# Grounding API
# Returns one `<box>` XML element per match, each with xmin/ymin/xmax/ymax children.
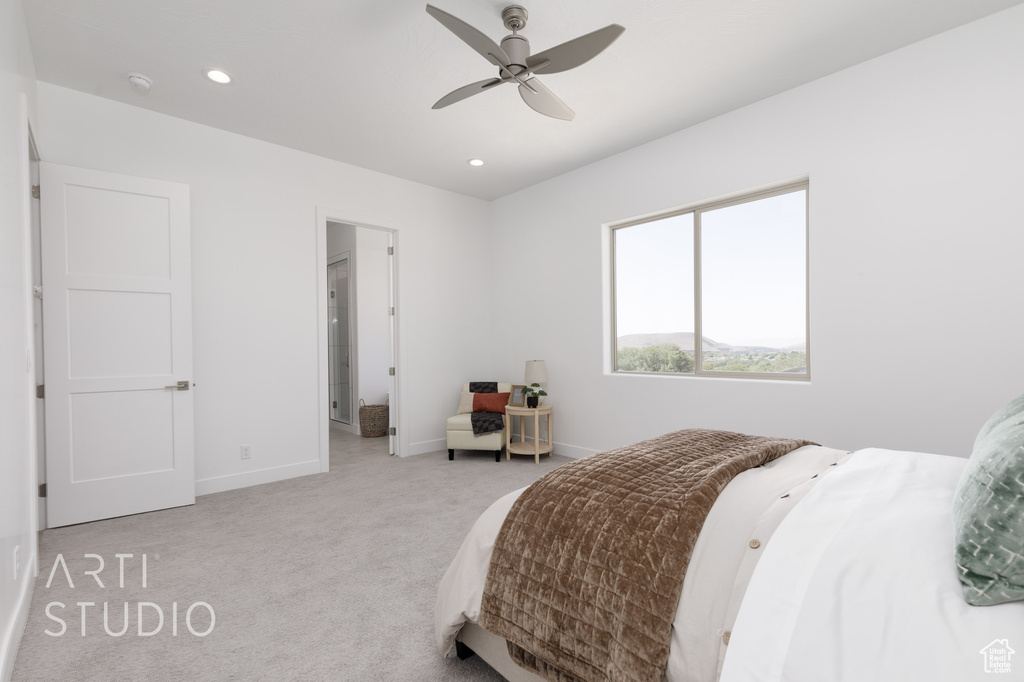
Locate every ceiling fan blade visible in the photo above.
<box><xmin>518</xmin><ymin>78</ymin><xmax>575</xmax><ymax>121</ymax></box>
<box><xmin>432</xmin><ymin>77</ymin><xmax>505</xmax><ymax>109</ymax></box>
<box><xmin>426</xmin><ymin>4</ymin><xmax>511</xmax><ymax>67</ymax></box>
<box><xmin>527</xmin><ymin>24</ymin><xmax>625</xmax><ymax>74</ymax></box>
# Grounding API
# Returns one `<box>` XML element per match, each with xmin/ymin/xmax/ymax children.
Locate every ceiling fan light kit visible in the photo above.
<box><xmin>425</xmin><ymin>3</ymin><xmax>624</xmax><ymax>121</ymax></box>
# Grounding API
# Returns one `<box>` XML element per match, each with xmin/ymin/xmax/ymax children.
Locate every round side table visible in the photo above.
<box><xmin>505</xmin><ymin>404</ymin><xmax>553</xmax><ymax>463</ymax></box>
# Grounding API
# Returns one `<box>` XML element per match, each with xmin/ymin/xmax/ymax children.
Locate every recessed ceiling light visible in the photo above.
<box><xmin>467</xmin><ymin>159</ymin><xmax>484</xmax><ymax>167</ymax></box>
<box><xmin>204</xmin><ymin>69</ymin><xmax>232</xmax><ymax>85</ymax></box>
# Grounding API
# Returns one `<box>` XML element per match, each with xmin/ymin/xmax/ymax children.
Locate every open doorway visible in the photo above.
<box><xmin>318</xmin><ymin>212</ymin><xmax>399</xmax><ymax>471</ymax></box>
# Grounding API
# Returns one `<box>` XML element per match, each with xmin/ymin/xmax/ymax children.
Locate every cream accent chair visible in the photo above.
<box><xmin>447</xmin><ymin>382</ymin><xmax>511</xmax><ymax>462</ymax></box>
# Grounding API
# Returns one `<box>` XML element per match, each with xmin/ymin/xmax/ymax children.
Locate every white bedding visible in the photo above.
<box><xmin>435</xmin><ymin>445</ymin><xmax>847</xmax><ymax>682</ymax></box>
<box><xmin>721</xmin><ymin>448</ymin><xmax>1024</xmax><ymax>682</ymax></box>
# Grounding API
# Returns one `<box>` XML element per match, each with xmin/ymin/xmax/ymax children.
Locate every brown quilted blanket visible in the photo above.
<box><xmin>478</xmin><ymin>428</ymin><xmax>815</xmax><ymax>682</ymax></box>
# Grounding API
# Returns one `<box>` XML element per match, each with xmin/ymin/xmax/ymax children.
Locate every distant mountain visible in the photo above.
<box><xmin>617</xmin><ymin>332</ymin><xmax>711</xmax><ymax>351</ymax></box>
<box><xmin>617</xmin><ymin>332</ymin><xmax>802</xmax><ymax>353</ymax></box>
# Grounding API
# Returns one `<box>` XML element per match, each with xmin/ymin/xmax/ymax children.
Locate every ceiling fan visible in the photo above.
<box><xmin>425</xmin><ymin>4</ymin><xmax>624</xmax><ymax>121</ymax></box>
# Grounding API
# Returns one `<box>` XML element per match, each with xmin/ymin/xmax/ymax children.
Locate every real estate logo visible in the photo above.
<box><xmin>43</xmin><ymin>553</ymin><xmax>215</xmax><ymax>637</ymax></box>
<box><xmin>980</xmin><ymin>639</ymin><xmax>1014</xmax><ymax>674</ymax></box>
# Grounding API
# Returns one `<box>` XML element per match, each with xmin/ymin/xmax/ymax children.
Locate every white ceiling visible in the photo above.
<box><xmin>23</xmin><ymin>0</ymin><xmax>1024</xmax><ymax>200</ymax></box>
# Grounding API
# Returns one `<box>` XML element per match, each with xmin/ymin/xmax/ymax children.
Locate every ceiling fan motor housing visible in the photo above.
<box><xmin>500</xmin><ymin>34</ymin><xmax>530</xmax><ymax>70</ymax></box>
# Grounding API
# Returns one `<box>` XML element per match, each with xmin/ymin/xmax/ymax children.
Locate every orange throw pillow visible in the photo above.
<box><xmin>473</xmin><ymin>392</ymin><xmax>510</xmax><ymax>414</ymax></box>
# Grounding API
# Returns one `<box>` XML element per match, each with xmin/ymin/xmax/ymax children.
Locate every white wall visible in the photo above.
<box><xmin>35</xmin><ymin>83</ymin><xmax>494</xmax><ymax>492</ymax></box>
<box><xmin>490</xmin><ymin>5</ymin><xmax>1024</xmax><ymax>459</ymax></box>
<box><xmin>0</xmin><ymin>0</ymin><xmax>37</xmax><ymax>676</ymax></box>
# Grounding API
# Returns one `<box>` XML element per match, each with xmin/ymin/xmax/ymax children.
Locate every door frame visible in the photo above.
<box><xmin>25</xmin><ymin>115</ymin><xmax>43</xmax><ymax>532</ymax></box>
<box><xmin>21</xmin><ymin>101</ymin><xmax>41</xmax><ymax>547</ymax></box>
<box><xmin>315</xmin><ymin>207</ymin><xmax>402</xmax><ymax>470</ymax></box>
<box><xmin>7</xmin><ymin>92</ymin><xmax>40</xmax><ymax>682</ymax></box>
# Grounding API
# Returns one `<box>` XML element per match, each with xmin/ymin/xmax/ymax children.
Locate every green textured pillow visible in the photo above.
<box><xmin>952</xmin><ymin>392</ymin><xmax>1024</xmax><ymax>606</ymax></box>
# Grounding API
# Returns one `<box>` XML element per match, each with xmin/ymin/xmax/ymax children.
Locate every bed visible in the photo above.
<box><xmin>435</xmin><ymin>398</ymin><xmax>1024</xmax><ymax>682</ymax></box>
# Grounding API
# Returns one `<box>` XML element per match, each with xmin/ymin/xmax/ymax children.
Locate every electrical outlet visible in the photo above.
<box><xmin>241</xmin><ymin>445</ymin><xmax>251</xmax><ymax>460</ymax></box>
<box><xmin>13</xmin><ymin>546</ymin><xmax>20</xmax><ymax>581</ymax></box>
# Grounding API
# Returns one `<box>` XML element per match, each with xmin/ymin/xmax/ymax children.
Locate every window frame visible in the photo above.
<box><xmin>610</xmin><ymin>179</ymin><xmax>810</xmax><ymax>381</ymax></box>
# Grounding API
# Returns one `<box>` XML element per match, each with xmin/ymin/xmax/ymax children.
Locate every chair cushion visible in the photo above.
<box><xmin>447</xmin><ymin>413</ymin><xmax>475</xmax><ymax>432</ymax></box>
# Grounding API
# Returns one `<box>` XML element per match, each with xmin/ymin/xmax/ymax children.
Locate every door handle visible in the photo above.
<box><xmin>165</xmin><ymin>380</ymin><xmax>190</xmax><ymax>391</ymax></box>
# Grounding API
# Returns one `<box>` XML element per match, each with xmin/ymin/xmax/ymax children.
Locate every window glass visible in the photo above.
<box><xmin>614</xmin><ymin>213</ymin><xmax>694</xmax><ymax>374</ymax></box>
<box><xmin>700</xmin><ymin>190</ymin><xmax>806</xmax><ymax>374</ymax></box>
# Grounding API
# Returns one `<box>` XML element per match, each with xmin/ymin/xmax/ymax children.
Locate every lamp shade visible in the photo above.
<box><xmin>524</xmin><ymin>360</ymin><xmax>548</xmax><ymax>385</ymax></box>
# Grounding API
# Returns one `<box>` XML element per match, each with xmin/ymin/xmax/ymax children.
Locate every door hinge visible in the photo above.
<box><xmin>38</xmin><ymin>483</ymin><xmax>46</xmax><ymax>498</ymax></box>
<box><xmin>33</xmin><ymin>285</ymin><xmax>43</xmax><ymax>300</ymax></box>
<box><xmin>388</xmin><ymin>307</ymin><xmax>394</xmax><ymax>316</ymax></box>
<box><xmin>387</xmin><ymin>246</ymin><xmax>394</xmax><ymax>256</ymax></box>
<box><xmin>36</xmin><ymin>384</ymin><xmax>44</xmax><ymax>399</ymax></box>
<box><xmin>389</xmin><ymin>426</ymin><xmax>396</xmax><ymax>436</ymax></box>
<box><xmin>388</xmin><ymin>367</ymin><xmax>395</xmax><ymax>376</ymax></box>
<box><xmin>31</xmin><ymin>184</ymin><xmax>40</xmax><ymax>199</ymax></box>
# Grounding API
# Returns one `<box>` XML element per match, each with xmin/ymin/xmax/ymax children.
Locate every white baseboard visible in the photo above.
<box><xmin>508</xmin><ymin>423</ymin><xmax>594</xmax><ymax>460</ymax></box>
<box><xmin>196</xmin><ymin>460</ymin><xmax>322</xmax><ymax>496</ymax></box>
<box><xmin>1</xmin><ymin>553</ymin><xmax>36</xmax><ymax>682</ymax></box>
<box><xmin>406</xmin><ymin>438</ymin><xmax>445</xmax><ymax>457</ymax></box>
<box><xmin>551</xmin><ymin>441</ymin><xmax>597</xmax><ymax>459</ymax></box>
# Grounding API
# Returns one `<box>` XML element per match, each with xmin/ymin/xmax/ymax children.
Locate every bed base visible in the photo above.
<box><xmin>456</xmin><ymin>623</ymin><xmax>546</xmax><ymax>682</ymax></box>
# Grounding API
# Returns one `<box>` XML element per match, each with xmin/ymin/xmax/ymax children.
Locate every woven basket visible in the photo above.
<box><xmin>358</xmin><ymin>398</ymin><xmax>389</xmax><ymax>438</ymax></box>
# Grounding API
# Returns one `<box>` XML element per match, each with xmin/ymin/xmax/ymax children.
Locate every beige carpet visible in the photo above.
<box><xmin>12</xmin><ymin>424</ymin><xmax>569</xmax><ymax>681</ymax></box>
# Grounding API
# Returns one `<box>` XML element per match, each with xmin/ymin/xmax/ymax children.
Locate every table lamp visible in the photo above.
<box><xmin>524</xmin><ymin>360</ymin><xmax>547</xmax><ymax>407</ymax></box>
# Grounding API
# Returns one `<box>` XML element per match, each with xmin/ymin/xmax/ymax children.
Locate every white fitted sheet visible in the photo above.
<box><xmin>721</xmin><ymin>448</ymin><xmax>1024</xmax><ymax>682</ymax></box>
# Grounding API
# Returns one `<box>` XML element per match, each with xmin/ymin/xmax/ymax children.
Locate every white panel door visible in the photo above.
<box><xmin>41</xmin><ymin>163</ymin><xmax>194</xmax><ymax>528</ymax></box>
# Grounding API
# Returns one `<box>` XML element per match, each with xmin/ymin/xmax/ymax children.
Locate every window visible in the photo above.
<box><xmin>612</xmin><ymin>182</ymin><xmax>808</xmax><ymax>380</ymax></box>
